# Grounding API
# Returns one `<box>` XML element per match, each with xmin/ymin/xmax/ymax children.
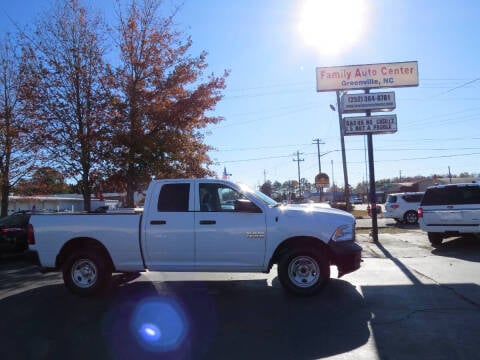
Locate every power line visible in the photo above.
<box><xmin>216</xmin><ymin>149</ymin><xmax>480</xmax><ymax>165</ymax></box>
<box><xmin>436</xmin><ymin>77</ymin><xmax>480</xmax><ymax>96</ymax></box>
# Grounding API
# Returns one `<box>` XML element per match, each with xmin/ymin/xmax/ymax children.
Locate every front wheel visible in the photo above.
<box><xmin>278</xmin><ymin>248</ymin><xmax>330</xmax><ymax>296</ymax></box>
<box><xmin>62</xmin><ymin>250</ymin><xmax>111</xmax><ymax>296</ymax></box>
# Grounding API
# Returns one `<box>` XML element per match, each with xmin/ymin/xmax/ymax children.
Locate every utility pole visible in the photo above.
<box><xmin>293</xmin><ymin>151</ymin><xmax>304</xmax><ymax>197</ymax></box>
<box><xmin>331</xmin><ymin>160</ymin><xmax>335</xmax><ymax>202</ymax></box>
<box><xmin>312</xmin><ymin>138</ymin><xmax>325</xmax><ymax>173</ymax></box>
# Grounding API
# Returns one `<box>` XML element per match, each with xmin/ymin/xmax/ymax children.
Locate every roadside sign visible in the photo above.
<box><xmin>315</xmin><ymin>173</ymin><xmax>330</xmax><ymax>187</ymax></box>
<box><xmin>341</xmin><ymin>91</ymin><xmax>396</xmax><ymax>113</ymax></box>
<box><xmin>343</xmin><ymin>115</ymin><xmax>397</xmax><ymax>136</ymax></box>
<box><xmin>316</xmin><ymin>61</ymin><xmax>418</xmax><ymax>92</ymax></box>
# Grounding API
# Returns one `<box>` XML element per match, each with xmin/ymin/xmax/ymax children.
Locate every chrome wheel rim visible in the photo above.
<box><xmin>288</xmin><ymin>255</ymin><xmax>320</xmax><ymax>288</ymax></box>
<box><xmin>71</xmin><ymin>258</ymin><xmax>98</xmax><ymax>288</ymax></box>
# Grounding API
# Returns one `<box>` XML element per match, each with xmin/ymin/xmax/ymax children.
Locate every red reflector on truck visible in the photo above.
<box><xmin>418</xmin><ymin>207</ymin><xmax>423</xmax><ymax>219</ymax></box>
<box><xmin>27</xmin><ymin>224</ymin><xmax>35</xmax><ymax>245</ymax></box>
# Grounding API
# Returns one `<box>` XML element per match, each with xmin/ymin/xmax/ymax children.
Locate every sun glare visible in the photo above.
<box><xmin>298</xmin><ymin>0</ymin><xmax>370</xmax><ymax>57</ymax></box>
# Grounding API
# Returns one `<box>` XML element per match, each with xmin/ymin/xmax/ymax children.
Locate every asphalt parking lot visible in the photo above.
<box><xmin>1</xmin><ymin>226</ymin><xmax>479</xmax><ymax>360</ymax></box>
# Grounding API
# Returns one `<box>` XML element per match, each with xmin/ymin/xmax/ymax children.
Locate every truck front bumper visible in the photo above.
<box><xmin>328</xmin><ymin>240</ymin><xmax>362</xmax><ymax>277</ymax></box>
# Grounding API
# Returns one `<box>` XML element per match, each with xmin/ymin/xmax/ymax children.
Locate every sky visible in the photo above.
<box><xmin>1</xmin><ymin>0</ymin><xmax>480</xmax><ymax>190</ymax></box>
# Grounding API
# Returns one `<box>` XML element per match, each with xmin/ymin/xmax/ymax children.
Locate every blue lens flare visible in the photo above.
<box><xmin>131</xmin><ymin>297</ymin><xmax>188</xmax><ymax>352</ymax></box>
<box><xmin>139</xmin><ymin>323</ymin><xmax>161</xmax><ymax>342</ymax></box>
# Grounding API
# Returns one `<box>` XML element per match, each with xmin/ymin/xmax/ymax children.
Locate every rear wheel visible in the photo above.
<box><xmin>278</xmin><ymin>248</ymin><xmax>329</xmax><ymax>296</ymax></box>
<box><xmin>404</xmin><ymin>210</ymin><xmax>418</xmax><ymax>225</ymax></box>
<box><xmin>428</xmin><ymin>232</ymin><xmax>443</xmax><ymax>247</ymax></box>
<box><xmin>63</xmin><ymin>250</ymin><xmax>111</xmax><ymax>296</ymax></box>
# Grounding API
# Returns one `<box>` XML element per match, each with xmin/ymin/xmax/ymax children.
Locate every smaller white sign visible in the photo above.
<box><xmin>344</xmin><ymin>115</ymin><xmax>398</xmax><ymax>135</ymax></box>
<box><xmin>342</xmin><ymin>92</ymin><xmax>396</xmax><ymax>113</ymax></box>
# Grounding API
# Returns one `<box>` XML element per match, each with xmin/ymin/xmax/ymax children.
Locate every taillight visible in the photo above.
<box><xmin>27</xmin><ymin>224</ymin><xmax>35</xmax><ymax>245</ymax></box>
<box><xmin>391</xmin><ymin>204</ymin><xmax>400</xmax><ymax>209</ymax></box>
<box><xmin>418</xmin><ymin>207</ymin><xmax>423</xmax><ymax>219</ymax></box>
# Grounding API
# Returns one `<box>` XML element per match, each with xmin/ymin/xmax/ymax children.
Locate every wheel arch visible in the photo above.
<box><xmin>56</xmin><ymin>237</ymin><xmax>114</xmax><ymax>272</ymax></box>
<box><xmin>268</xmin><ymin>236</ymin><xmax>330</xmax><ymax>271</ymax></box>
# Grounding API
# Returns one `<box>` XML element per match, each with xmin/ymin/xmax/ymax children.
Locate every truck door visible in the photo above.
<box><xmin>143</xmin><ymin>182</ymin><xmax>195</xmax><ymax>270</ymax></box>
<box><xmin>195</xmin><ymin>182</ymin><xmax>267</xmax><ymax>270</ymax></box>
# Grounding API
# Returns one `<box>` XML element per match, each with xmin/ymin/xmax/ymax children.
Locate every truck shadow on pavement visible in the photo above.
<box><xmin>0</xmin><ymin>273</ymin><xmax>371</xmax><ymax>360</ymax></box>
<box><xmin>2</xmin><ymin>261</ymin><xmax>480</xmax><ymax>360</ymax></box>
<box><xmin>431</xmin><ymin>236</ymin><xmax>480</xmax><ymax>262</ymax></box>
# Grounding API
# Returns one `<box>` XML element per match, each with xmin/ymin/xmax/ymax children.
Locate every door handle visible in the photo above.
<box><xmin>150</xmin><ymin>220</ymin><xmax>167</xmax><ymax>225</ymax></box>
<box><xmin>199</xmin><ymin>220</ymin><xmax>216</xmax><ymax>225</ymax></box>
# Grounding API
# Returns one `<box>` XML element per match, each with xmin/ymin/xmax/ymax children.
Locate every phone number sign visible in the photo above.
<box><xmin>342</xmin><ymin>91</ymin><xmax>396</xmax><ymax>113</ymax></box>
<box><xmin>343</xmin><ymin>115</ymin><xmax>397</xmax><ymax>136</ymax></box>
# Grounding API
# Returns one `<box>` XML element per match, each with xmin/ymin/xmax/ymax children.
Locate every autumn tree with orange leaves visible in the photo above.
<box><xmin>109</xmin><ymin>0</ymin><xmax>228</xmax><ymax>207</ymax></box>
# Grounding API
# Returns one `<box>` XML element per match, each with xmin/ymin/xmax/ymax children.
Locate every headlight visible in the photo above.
<box><xmin>331</xmin><ymin>224</ymin><xmax>355</xmax><ymax>242</ymax></box>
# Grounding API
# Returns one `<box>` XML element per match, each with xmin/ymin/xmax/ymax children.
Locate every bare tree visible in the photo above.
<box><xmin>110</xmin><ymin>0</ymin><xmax>228</xmax><ymax>207</ymax></box>
<box><xmin>21</xmin><ymin>0</ymin><xmax>111</xmax><ymax>211</ymax></box>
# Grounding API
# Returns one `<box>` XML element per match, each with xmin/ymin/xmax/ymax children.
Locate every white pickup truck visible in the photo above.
<box><xmin>28</xmin><ymin>179</ymin><xmax>361</xmax><ymax>296</ymax></box>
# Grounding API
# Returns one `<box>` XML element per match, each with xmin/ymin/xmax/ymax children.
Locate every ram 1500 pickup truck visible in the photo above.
<box><xmin>28</xmin><ymin>179</ymin><xmax>361</xmax><ymax>296</ymax></box>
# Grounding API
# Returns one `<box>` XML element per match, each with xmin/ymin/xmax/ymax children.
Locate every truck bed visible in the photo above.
<box><xmin>29</xmin><ymin>213</ymin><xmax>145</xmax><ymax>271</ymax></box>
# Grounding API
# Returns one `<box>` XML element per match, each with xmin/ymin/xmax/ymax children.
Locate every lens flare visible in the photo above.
<box><xmin>131</xmin><ymin>297</ymin><xmax>188</xmax><ymax>352</ymax></box>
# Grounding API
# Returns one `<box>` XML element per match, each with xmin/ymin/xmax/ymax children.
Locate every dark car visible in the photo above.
<box><xmin>0</xmin><ymin>212</ymin><xmax>31</xmax><ymax>254</ymax></box>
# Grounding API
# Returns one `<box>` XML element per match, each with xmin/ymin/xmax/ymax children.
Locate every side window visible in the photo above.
<box><xmin>199</xmin><ymin>183</ymin><xmax>246</xmax><ymax>212</ymax></box>
<box><xmin>403</xmin><ymin>194</ymin><xmax>423</xmax><ymax>202</ymax></box>
<box><xmin>457</xmin><ymin>187</ymin><xmax>480</xmax><ymax>205</ymax></box>
<box><xmin>412</xmin><ymin>194</ymin><xmax>424</xmax><ymax>202</ymax></box>
<box><xmin>422</xmin><ymin>187</ymin><xmax>456</xmax><ymax>206</ymax></box>
<box><xmin>157</xmin><ymin>184</ymin><xmax>190</xmax><ymax>212</ymax></box>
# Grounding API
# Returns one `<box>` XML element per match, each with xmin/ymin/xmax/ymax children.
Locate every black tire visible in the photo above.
<box><xmin>428</xmin><ymin>232</ymin><xmax>443</xmax><ymax>247</ymax></box>
<box><xmin>278</xmin><ymin>248</ymin><xmax>330</xmax><ymax>296</ymax></box>
<box><xmin>404</xmin><ymin>210</ymin><xmax>418</xmax><ymax>225</ymax></box>
<box><xmin>62</xmin><ymin>250</ymin><xmax>111</xmax><ymax>296</ymax></box>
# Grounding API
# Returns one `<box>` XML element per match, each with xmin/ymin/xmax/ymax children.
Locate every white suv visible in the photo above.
<box><xmin>384</xmin><ymin>192</ymin><xmax>424</xmax><ymax>225</ymax></box>
<box><xmin>418</xmin><ymin>182</ymin><xmax>480</xmax><ymax>246</ymax></box>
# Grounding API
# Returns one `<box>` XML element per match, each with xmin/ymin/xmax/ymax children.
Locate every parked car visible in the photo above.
<box><xmin>418</xmin><ymin>182</ymin><xmax>480</xmax><ymax>246</ymax></box>
<box><xmin>350</xmin><ymin>195</ymin><xmax>363</xmax><ymax>204</ymax></box>
<box><xmin>384</xmin><ymin>192</ymin><xmax>424</xmax><ymax>224</ymax></box>
<box><xmin>0</xmin><ymin>211</ymin><xmax>31</xmax><ymax>254</ymax></box>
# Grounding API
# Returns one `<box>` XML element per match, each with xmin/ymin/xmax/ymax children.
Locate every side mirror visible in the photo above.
<box><xmin>234</xmin><ymin>199</ymin><xmax>262</xmax><ymax>213</ymax></box>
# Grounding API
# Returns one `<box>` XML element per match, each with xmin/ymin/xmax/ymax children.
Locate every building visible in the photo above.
<box><xmin>7</xmin><ymin>194</ymin><xmax>106</xmax><ymax>214</ymax></box>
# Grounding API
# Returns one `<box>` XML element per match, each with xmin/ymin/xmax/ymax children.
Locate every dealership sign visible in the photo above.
<box><xmin>341</xmin><ymin>91</ymin><xmax>396</xmax><ymax>113</ymax></box>
<box><xmin>316</xmin><ymin>61</ymin><xmax>418</xmax><ymax>92</ymax></box>
<box><xmin>343</xmin><ymin>115</ymin><xmax>397</xmax><ymax>135</ymax></box>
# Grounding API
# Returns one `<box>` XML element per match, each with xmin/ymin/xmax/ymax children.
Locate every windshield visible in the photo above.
<box><xmin>238</xmin><ymin>183</ymin><xmax>279</xmax><ymax>207</ymax></box>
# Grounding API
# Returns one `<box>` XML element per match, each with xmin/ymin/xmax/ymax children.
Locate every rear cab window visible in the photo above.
<box><xmin>157</xmin><ymin>183</ymin><xmax>190</xmax><ymax>212</ymax></box>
